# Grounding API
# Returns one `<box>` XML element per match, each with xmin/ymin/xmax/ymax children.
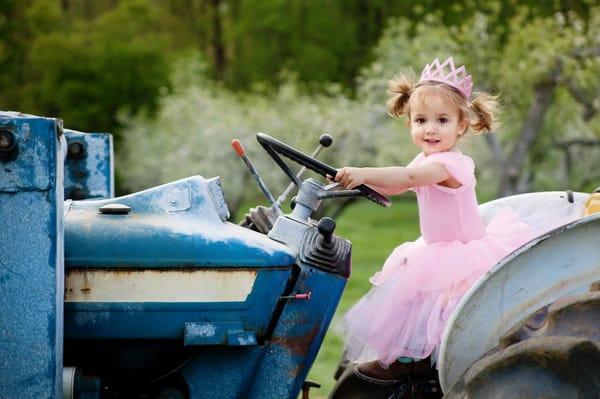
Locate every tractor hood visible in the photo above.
<box><xmin>64</xmin><ymin>176</ymin><xmax>296</xmax><ymax>268</ymax></box>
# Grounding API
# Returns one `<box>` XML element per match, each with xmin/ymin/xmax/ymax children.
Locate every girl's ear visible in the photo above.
<box><xmin>405</xmin><ymin>117</ymin><xmax>411</xmax><ymax>129</ymax></box>
<box><xmin>458</xmin><ymin>116</ymin><xmax>469</xmax><ymax>135</ymax></box>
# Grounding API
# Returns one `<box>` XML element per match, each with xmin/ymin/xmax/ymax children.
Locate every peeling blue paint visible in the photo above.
<box><xmin>0</xmin><ymin>112</ymin><xmax>64</xmax><ymax>398</ymax></box>
<box><xmin>64</xmin><ymin>129</ymin><xmax>114</xmax><ymax>200</ymax></box>
<box><xmin>64</xmin><ymin>177</ymin><xmax>296</xmax><ymax>268</ymax></box>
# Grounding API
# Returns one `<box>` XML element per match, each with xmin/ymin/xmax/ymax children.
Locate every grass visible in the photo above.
<box><xmin>305</xmin><ymin>196</ymin><xmax>421</xmax><ymax>398</ymax></box>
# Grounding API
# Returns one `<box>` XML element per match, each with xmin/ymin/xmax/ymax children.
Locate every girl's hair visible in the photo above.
<box><xmin>386</xmin><ymin>74</ymin><xmax>498</xmax><ymax>134</ymax></box>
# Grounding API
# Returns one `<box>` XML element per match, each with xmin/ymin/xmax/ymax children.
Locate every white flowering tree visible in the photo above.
<box><xmin>117</xmin><ymin>55</ymin><xmax>400</xmax><ymax>215</ymax></box>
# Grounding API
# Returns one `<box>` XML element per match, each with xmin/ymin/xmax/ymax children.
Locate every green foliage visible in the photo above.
<box><xmin>2</xmin><ymin>0</ymin><xmax>172</xmax><ymax>135</ymax></box>
<box><xmin>226</xmin><ymin>0</ymin><xmax>373</xmax><ymax>87</ymax></box>
<box><xmin>1</xmin><ymin>0</ymin><xmax>597</xmax><ymax>146</ymax></box>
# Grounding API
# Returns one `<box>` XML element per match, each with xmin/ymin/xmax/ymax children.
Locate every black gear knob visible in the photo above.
<box><xmin>317</xmin><ymin>217</ymin><xmax>336</xmax><ymax>247</ymax></box>
<box><xmin>319</xmin><ymin>134</ymin><xmax>333</xmax><ymax>148</ymax></box>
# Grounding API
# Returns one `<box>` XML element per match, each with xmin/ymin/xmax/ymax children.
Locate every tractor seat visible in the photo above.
<box><xmin>478</xmin><ymin>191</ymin><xmax>589</xmax><ymax>238</ymax></box>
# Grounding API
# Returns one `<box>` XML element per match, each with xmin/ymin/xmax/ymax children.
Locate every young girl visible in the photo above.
<box><xmin>335</xmin><ymin>57</ymin><xmax>534</xmax><ymax>382</ymax></box>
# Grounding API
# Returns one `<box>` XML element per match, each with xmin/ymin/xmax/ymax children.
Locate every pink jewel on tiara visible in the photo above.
<box><xmin>419</xmin><ymin>57</ymin><xmax>473</xmax><ymax>99</ymax></box>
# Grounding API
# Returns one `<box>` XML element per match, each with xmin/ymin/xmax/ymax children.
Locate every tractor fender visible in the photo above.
<box><xmin>437</xmin><ymin>212</ymin><xmax>600</xmax><ymax>392</ymax></box>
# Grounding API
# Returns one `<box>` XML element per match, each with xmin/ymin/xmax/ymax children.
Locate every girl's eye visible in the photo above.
<box><xmin>415</xmin><ymin>118</ymin><xmax>425</xmax><ymax>124</ymax></box>
<box><xmin>439</xmin><ymin>118</ymin><xmax>448</xmax><ymax>124</ymax></box>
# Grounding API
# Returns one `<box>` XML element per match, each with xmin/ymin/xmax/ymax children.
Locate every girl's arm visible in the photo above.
<box><xmin>362</xmin><ymin>183</ymin><xmax>409</xmax><ymax>196</ymax></box>
<box><xmin>334</xmin><ymin>163</ymin><xmax>458</xmax><ymax>194</ymax></box>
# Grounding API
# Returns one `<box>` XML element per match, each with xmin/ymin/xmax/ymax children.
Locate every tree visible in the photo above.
<box><xmin>1</xmin><ymin>0</ymin><xmax>172</xmax><ymax>137</ymax></box>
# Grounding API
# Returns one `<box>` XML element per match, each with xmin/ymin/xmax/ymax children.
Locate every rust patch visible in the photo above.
<box><xmin>272</xmin><ymin>326</ymin><xmax>319</xmax><ymax>357</ymax></box>
<box><xmin>283</xmin><ymin>315</ymin><xmax>309</xmax><ymax>326</ymax></box>
<box><xmin>66</xmin><ymin>267</ymin><xmax>277</xmax><ymax>274</ymax></box>
<box><xmin>288</xmin><ymin>364</ymin><xmax>304</xmax><ymax>378</ymax></box>
<box><xmin>271</xmin><ymin>326</ymin><xmax>320</xmax><ymax>378</ymax></box>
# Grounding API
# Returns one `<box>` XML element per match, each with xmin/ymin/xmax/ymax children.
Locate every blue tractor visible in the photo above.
<box><xmin>0</xmin><ymin>111</ymin><xmax>389</xmax><ymax>399</ymax></box>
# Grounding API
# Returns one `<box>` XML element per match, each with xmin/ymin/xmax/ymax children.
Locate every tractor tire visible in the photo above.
<box><xmin>444</xmin><ymin>291</ymin><xmax>600</xmax><ymax>398</ymax></box>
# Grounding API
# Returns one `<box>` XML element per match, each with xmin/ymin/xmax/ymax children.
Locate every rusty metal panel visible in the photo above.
<box><xmin>247</xmin><ymin>264</ymin><xmax>348</xmax><ymax>398</ymax></box>
<box><xmin>65</xmin><ymin>269</ymin><xmax>257</xmax><ymax>302</ymax></box>
<box><xmin>63</xmin><ymin>268</ymin><xmax>292</xmax><ymax>341</ymax></box>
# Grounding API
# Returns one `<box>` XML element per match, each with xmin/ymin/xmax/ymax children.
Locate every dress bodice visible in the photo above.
<box><xmin>408</xmin><ymin>152</ymin><xmax>486</xmax><ymax>244</ymax></box>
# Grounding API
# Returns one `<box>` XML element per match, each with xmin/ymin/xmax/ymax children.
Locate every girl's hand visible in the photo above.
<box><xmin>335</xmin><ymin>167</ymin><xmax>365</xmax><ymax>189</ymax></box>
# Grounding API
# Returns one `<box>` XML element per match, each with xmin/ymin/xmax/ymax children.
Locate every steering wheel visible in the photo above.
<box><xmin>256</xmin><ymin>133</ymin><xmax>391</xmax><ymax>207</ymax></box>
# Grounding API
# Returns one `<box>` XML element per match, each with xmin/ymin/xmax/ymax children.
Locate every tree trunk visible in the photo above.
<box><xmin>210</xmin><ymin>0</ymin><xmax>226</xmax><ymax>80</ymax></box>
<box><xmin>496</xmin><ymin>61</ymin><xmax>562</xmax><ymax>197</ymax></box>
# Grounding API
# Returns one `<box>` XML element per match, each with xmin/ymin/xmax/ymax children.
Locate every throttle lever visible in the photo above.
<box><xmin>232</xmin><ymin>139</ymin><xmax>282</xmax><ymax>214</ymax></box>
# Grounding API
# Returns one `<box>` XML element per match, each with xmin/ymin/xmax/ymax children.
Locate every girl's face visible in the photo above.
<box><xmin>407</xmin><ymin>88</ymin><xmax>468</xmax><ymax>156</ymax></box>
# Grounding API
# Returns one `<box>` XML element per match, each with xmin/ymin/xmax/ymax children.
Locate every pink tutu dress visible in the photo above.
<box><xmin>341</xmin><ymin>151</ymin><xmax>534</xmax><ymax>365</ymax></box>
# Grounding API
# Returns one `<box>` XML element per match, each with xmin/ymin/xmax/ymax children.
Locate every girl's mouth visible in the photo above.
<box><xmin>424</xmin><ymin>138</ymin><xmax>440</xmax><ymax>144</ymax></box>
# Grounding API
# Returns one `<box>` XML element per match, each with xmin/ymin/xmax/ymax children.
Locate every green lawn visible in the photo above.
<box><xmin>306</xmin><ymin>197</ymin><xmax>421</xmax><ymax>398</ymax></box>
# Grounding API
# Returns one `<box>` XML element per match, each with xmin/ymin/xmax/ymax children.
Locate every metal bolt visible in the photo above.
<box><xmin>0</xmin><ymin>130</ymin><xmax>14</xmax><ymax>149</ymax></box>
<box><xmin>169</xmin><ymin>199</ymin><xmax>178</xmax><ymax>206</ymax></box>
<box><xmin>281</xmin><ymin>291</ymin><xmax>312</xmax><ymax>300</ymax></box>
<box><xmin>525</xmin><ymin>306</ymin><xmax>548</xmax><ymax>330</ymax></box>
<box><xmin>99</xmin><ymin>203</ymin><xmax>131</xmax><ymax>215</ymax></box>
<box><xmin>0</xmin><ymin>128</ymin><xmax>18</xmax><ymax>161</ymax></box>
<box><xmin>68</xmin><ymin>142</ymin><xmax>85</xmax><ymax>160</ymax></box>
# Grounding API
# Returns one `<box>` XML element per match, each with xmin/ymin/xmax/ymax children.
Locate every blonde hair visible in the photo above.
<box><xmin>386</xmin><ymin>74</ymin><xmax>499</xmax><ymax>134</ymax></box>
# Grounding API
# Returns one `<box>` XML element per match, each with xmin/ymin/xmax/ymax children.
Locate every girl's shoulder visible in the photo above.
<box><xmin>409</xmin><ymin>151</ymin><xmax>476</xmax><ymax>189</ymax></box>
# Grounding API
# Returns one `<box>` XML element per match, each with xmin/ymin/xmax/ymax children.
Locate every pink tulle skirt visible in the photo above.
<box><xmin>341</xmin><ymin>208</ymin><xmax>535</xmax><ymax>365</ymax></box>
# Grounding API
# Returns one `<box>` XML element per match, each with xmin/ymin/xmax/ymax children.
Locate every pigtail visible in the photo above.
<box><xmin>386</xmin><ymin>74</ymin><xmax>415</xmax><ymax>118</ymax></box>
<box><xmin>469</xmin><ymin>92</ymin><xmax>499</xmax><ymax>134</ymax></box>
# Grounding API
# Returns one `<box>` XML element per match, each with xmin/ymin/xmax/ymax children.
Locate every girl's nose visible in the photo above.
<box><xmin>425</xmin><ymin>124</ymin><xmax>437</xmax><ymax>134</ymax></box>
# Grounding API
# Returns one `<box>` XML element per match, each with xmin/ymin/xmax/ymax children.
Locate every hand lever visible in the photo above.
<box><xmin>317</xmin><ymin>217</ymin><xmax>336</xmax><ymax>249</ymax></box>
<box><xmin>274</xmin><ymin>134</ymin><xmax>333</xmax><ymax>207</ymax></box>
<box><xmin>318</xmin><ymin>183</ymin><xmax>362</xmax><ymax>200</ymax></box>
<box><xmin>232</xmin><ymin>139</ymin><xmax>282</xmax><ymax>214</ymax></box>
